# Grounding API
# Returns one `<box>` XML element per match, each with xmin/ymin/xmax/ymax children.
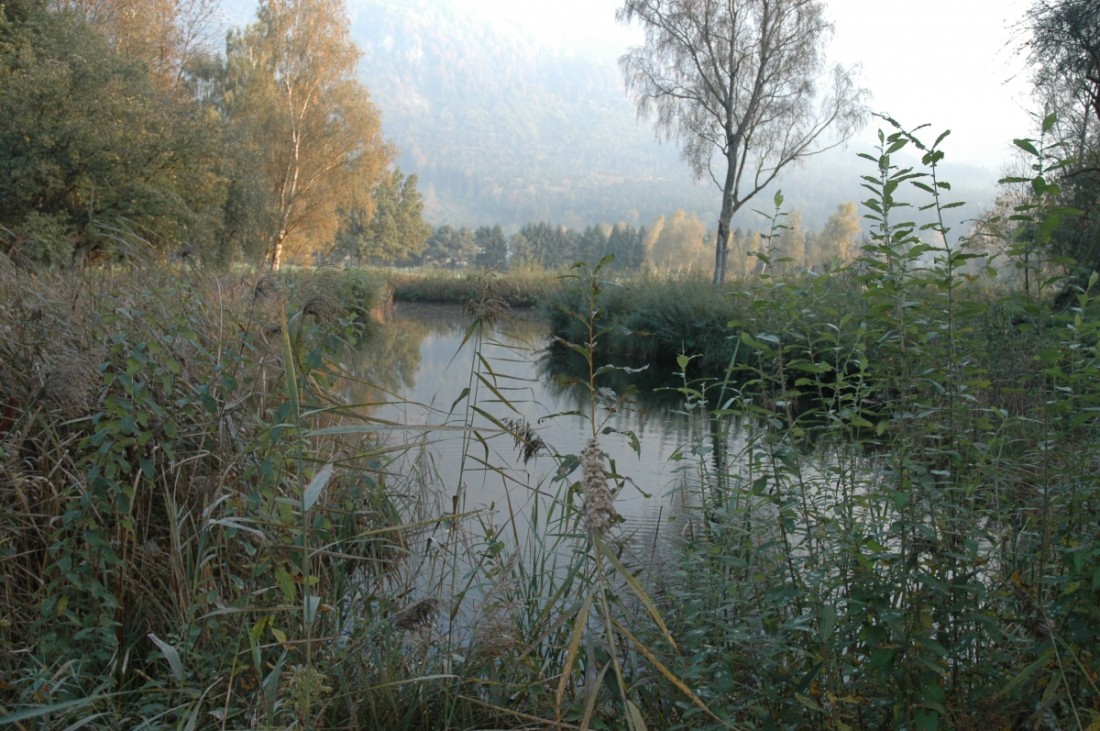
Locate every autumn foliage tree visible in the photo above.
<box><xmin>812</xmin><ymin>201</ymin><xmax>861</xmax><ymax>268</ymax></box>
<box><xmin>618</xmin><ymin>0</ymin><xmax>865</xmax><ymax>285</ymax></box>
<box><xmin>226</xmin><ymin>0</ymin><xmax>392</xmax><ymax>269</ymax></box>
<box><xmin>645</xmin><ymin>209</ymin><xmax>710</xmax><ymax>272</ymax></box>
<box><xmin>51</xmin><ymin>0</ymin><xmax>219</xmax><ymax>87</ymax></box>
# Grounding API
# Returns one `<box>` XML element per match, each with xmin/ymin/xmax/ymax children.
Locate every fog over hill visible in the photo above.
<box><xmin>224</xmin><ymin>0</ymin><xmax>1006</xmax><ymax>237</ymax></box>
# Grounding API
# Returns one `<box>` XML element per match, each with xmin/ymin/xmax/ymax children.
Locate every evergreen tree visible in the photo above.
<box><xmin>334</xmin><ymin>169</ymin><xmax>429</xmax><ymax>265</ymax></box>
<box><xmin>423</xmin><ymin>225</ymin><xmax>477</xmax><ymax>267</ymax></box>
<box><xmin>474</xmin><ymin>224</ymin><xmax>508</xmax><ymax>268</ymax></box>
<box><xmin>606</xmin><ymin>223</ymin><xmax>646</xmax><ymax>271</ymax></box>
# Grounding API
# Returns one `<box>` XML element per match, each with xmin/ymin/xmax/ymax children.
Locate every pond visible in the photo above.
<box><xmin>345</xmin><ymin>303</ymin><xmax>734</xmax><ymax>551</ymax></box>
<box><xmin>338</xmin><ymin>301</ymin><xmax>880</xmax><ymax>648</ymax></box>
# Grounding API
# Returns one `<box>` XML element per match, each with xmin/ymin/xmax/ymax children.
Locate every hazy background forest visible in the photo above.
<box><xmin>3</xmin><ymin>0</ymin><xmax>1026</xmax><ymax>275</ymax></box>
<box><xmin>330</xmin><ymin>0</ymin><xmax>1007</xmax><ymax>231</ymax></box>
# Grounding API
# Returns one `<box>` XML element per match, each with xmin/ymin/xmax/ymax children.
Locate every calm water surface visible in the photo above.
<box><xmin>348</xmin><ymin>303</ymin><xmax>725</xmax><ymax>540</ymax></box>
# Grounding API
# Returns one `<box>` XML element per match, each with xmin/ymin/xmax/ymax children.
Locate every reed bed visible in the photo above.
<box><xmin>2</xmin><ymin>121</ymin><xmax>1099</xmax><ymax>729</ymax></box>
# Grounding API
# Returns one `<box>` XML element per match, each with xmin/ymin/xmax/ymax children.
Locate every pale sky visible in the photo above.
<box><xmin>456</xmin><ymin>0</ymin><xmax>1038</xmax><ymax>171</ymax></box>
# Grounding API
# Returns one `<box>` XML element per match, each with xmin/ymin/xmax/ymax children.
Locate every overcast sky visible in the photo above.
<box><xmin>457</xmin><ymin>0</ymin><xmax>1038</xmax><ymax>171</ymax></box>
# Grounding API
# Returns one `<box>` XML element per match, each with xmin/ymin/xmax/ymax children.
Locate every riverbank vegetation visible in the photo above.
<box><xmin>549</xmin><ymin>119</ymin><xmax>1100</xmax><ymax>727</ymax></box>
<box><xmin>3</xmin><ymin>0</ymin><xmax>1100</xmax><ymax>727</ymax></box>
<box><xmin>387</xmin><ymin>267</ymin><xmax>561</xmax><ymax>309</ymax></box>
<box><xmin>3</xmin><ymin>113</ymin><xmax>1099</xmax><ymax>728</ymax></box>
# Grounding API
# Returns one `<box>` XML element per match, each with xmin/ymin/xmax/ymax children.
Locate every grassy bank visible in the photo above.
<box><xmin>0</xmin><ymin>265</ymin><xmax>448</xmax><ymax>727</ymax></box>
<box><xmin>385</xmin><ymin>266</ymin><xmax>561</xmax><ymax>308</ymax></box>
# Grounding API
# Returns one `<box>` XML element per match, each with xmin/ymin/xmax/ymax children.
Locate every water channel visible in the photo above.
<box><xmin>346</xmin><ymin>303</ymin><xmax>723</xmax><ymax>543</ymax></box>
<box><xmin>339</xmin><ymin>303</ymin><xmax>878</xmax><ymax>644</ymax></box>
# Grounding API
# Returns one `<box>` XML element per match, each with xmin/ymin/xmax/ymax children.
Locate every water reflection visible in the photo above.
<box><xmin>345</xmin><ymin>303</ymin><xmax>793</xmax><ymax>640</ymax></box>
<box><xmin>348</xmin><ymin>303</ymin><xmax>718</xmax><ymax>536</ymax></box>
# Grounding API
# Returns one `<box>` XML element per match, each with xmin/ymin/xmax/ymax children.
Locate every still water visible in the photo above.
<box><xmin>347</xmin><ymin>303</ymin><xmax>724</xmax><ymax>542</ymax></box>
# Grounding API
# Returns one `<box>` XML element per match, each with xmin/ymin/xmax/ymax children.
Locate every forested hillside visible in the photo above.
<box><xmin>348</xmin><ymin>0</ymin><xmax>996</xmax><ymax>234</ymax></box>
<box><xmin>351</xmin><ymin>0</ymin><xmax>712</xmax><ymax>229</ymax></box>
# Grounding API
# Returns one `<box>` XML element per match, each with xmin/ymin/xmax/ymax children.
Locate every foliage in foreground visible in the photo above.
<box><xmin>541</xmin><ymin>121</ymin><xmax>1100</xmax><ymax>728</ymax></box>
<box><xmin>2</xmin><ymin>122</ymin><xmax>1099</xmax><ymax>731</ymax></box>
<box><xmin>0</xmin><ymin>265</ymin><xmax>421</xmax><ymax>727</ymax></box>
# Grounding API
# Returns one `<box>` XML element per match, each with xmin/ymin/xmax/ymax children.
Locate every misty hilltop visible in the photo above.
<box><xmin>351</xmin><ymin>0</ymin><xmax>713</xmax><ymax>229</ymax></box>
<box><xmin>217</xmin><ymin>0</ymin><xmax>1003</xmax><ymax>235</ymax></box>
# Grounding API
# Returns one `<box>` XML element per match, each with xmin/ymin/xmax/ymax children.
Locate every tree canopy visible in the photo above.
<box><xmin>618</xmin><ymin>0</ymin><xmax>865</xmax><ymax>284</ymax></box>
<box><xmin>0</xmin><ymin>0</ymin><xmax>222</xmax><ymax>265</ymax></box>
<box><xmin>0</xmin><ymin>0</ymin><xmax>404</xmax><ymax>269</ymax></box>
<box><xmin>225</xmin><ymin>0</ymin><xmax>393</xmax><ymax>269</ymax></box>
<box><xmin>334</xmin><ymin>170</ymin><xmax>430</xmax><ymax>266</ymax></box>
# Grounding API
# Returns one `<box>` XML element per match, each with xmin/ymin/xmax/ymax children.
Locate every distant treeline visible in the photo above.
<box><xmin>347</xmin><ymin>201</ymin><xmax>864</xmax><ymax>275</ymax></box>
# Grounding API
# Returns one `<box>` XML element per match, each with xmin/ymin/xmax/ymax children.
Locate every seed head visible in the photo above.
<box><xmin>581</xmin><ymin>438</ymin><xmax>620</xmax><ymax>538</ymax></box>
<box><xmin>394</xmin><ymin>597</ymin><xmax>439</xmax><ymax>632</ymax></box>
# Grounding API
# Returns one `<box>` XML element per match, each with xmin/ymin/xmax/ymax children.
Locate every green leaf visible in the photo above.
<box><xmin>625</xmin><ymin>699</ymin><xmax>648</xmax><ymax>731</ymax></box>
<box><xmin>997</xmin><ymin>646</ymin><xmax>1055</xmax><ymax>698</ymax></box>
<box><xmin>147</xmin><ymin>632</ymin><xmax>185</xmax><ymax>682</ymax></box>
<box><xmin>448</xmin><ymin>386</ymin><xmax>470</xmax><ymax>416</ymax></box>
<box><xmin>555</xmin><ymin>593</ymin><xmax>593</xmax><ymax>712</ymax></box>
<box><xmin>275</xmin><ymin>566</ymin><xmax>295</xmax><ymax>602</ymax></box>
<box><xmin>303</xmin><ymin>593</ymin><xmax>321</xmax><ymax>625</ymax></box>
<box><xmin>262</xmin><ymin>649</ymin><xmax>289</xmax><ymax>706</ymax></box>
<box><xmin>1013</xmin><ymin>138</ymin><xmax>1039</xmax><ymax>157</ymax></box>
<box><xmin>595</xmin><ymin>535</ymin><xmax>677</xmax><ymax>651</ymax></box>
<box><xmin>302</xmin><ymin>462</ymin><xmax>334</xmax><ymax>513</ymax></box>
<box><xmin>0</xmin><ymin>697</ymin><xmax>110</xmax><ymax>724</ymax></box>
<box><xmin>820</xmin><ymin>604</ymin><xmax>836</xmax><ymax>640</ymax></box>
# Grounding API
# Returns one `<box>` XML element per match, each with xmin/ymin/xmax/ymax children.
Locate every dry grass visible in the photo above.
<box><xmin>0</xmin><ymin>261</ymin><xmax>417</xmax><ymax>727</ymax></box>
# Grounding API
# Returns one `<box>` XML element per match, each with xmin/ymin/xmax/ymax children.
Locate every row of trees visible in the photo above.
<box><xmin>393</xmin><ymin>202</ymin><xmax>863</xmax><ymax>275</ymax></box>
<box><xmin>1</xmin><ymin>0</ymin><xmax>408</xmax><ymax>269</ymax></box>
<box><xmin>616</xmin><ymin>0</ymin><xmax>1099</xmax><ymax>298</ymax></box>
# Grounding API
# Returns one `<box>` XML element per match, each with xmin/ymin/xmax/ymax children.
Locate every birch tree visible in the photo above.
<box><xmin>618</xmin><ymin>0</ymin><xmax>865</xmax><ymax>284</ymax></box>
<box><xmin>228</xmin><ymin>0</ymin><xmax>391</xmax><ymax>269</ymax></box>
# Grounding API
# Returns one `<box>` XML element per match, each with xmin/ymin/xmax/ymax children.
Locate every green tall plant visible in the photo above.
<box><xmin>545</xmin><ymin>256</ymin><xmax>729</xmax><ymax>729</ymax></box>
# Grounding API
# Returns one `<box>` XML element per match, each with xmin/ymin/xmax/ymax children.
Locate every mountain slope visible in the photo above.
<box><xmin>353</xmin><ymin>0</ymin><xmax>719</xmax><ymax>229</ymax></box>
<box><xmin>217</xmin><ymin>0</ymin><xmax>1000</xmax><ymax>236</ymax></box>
